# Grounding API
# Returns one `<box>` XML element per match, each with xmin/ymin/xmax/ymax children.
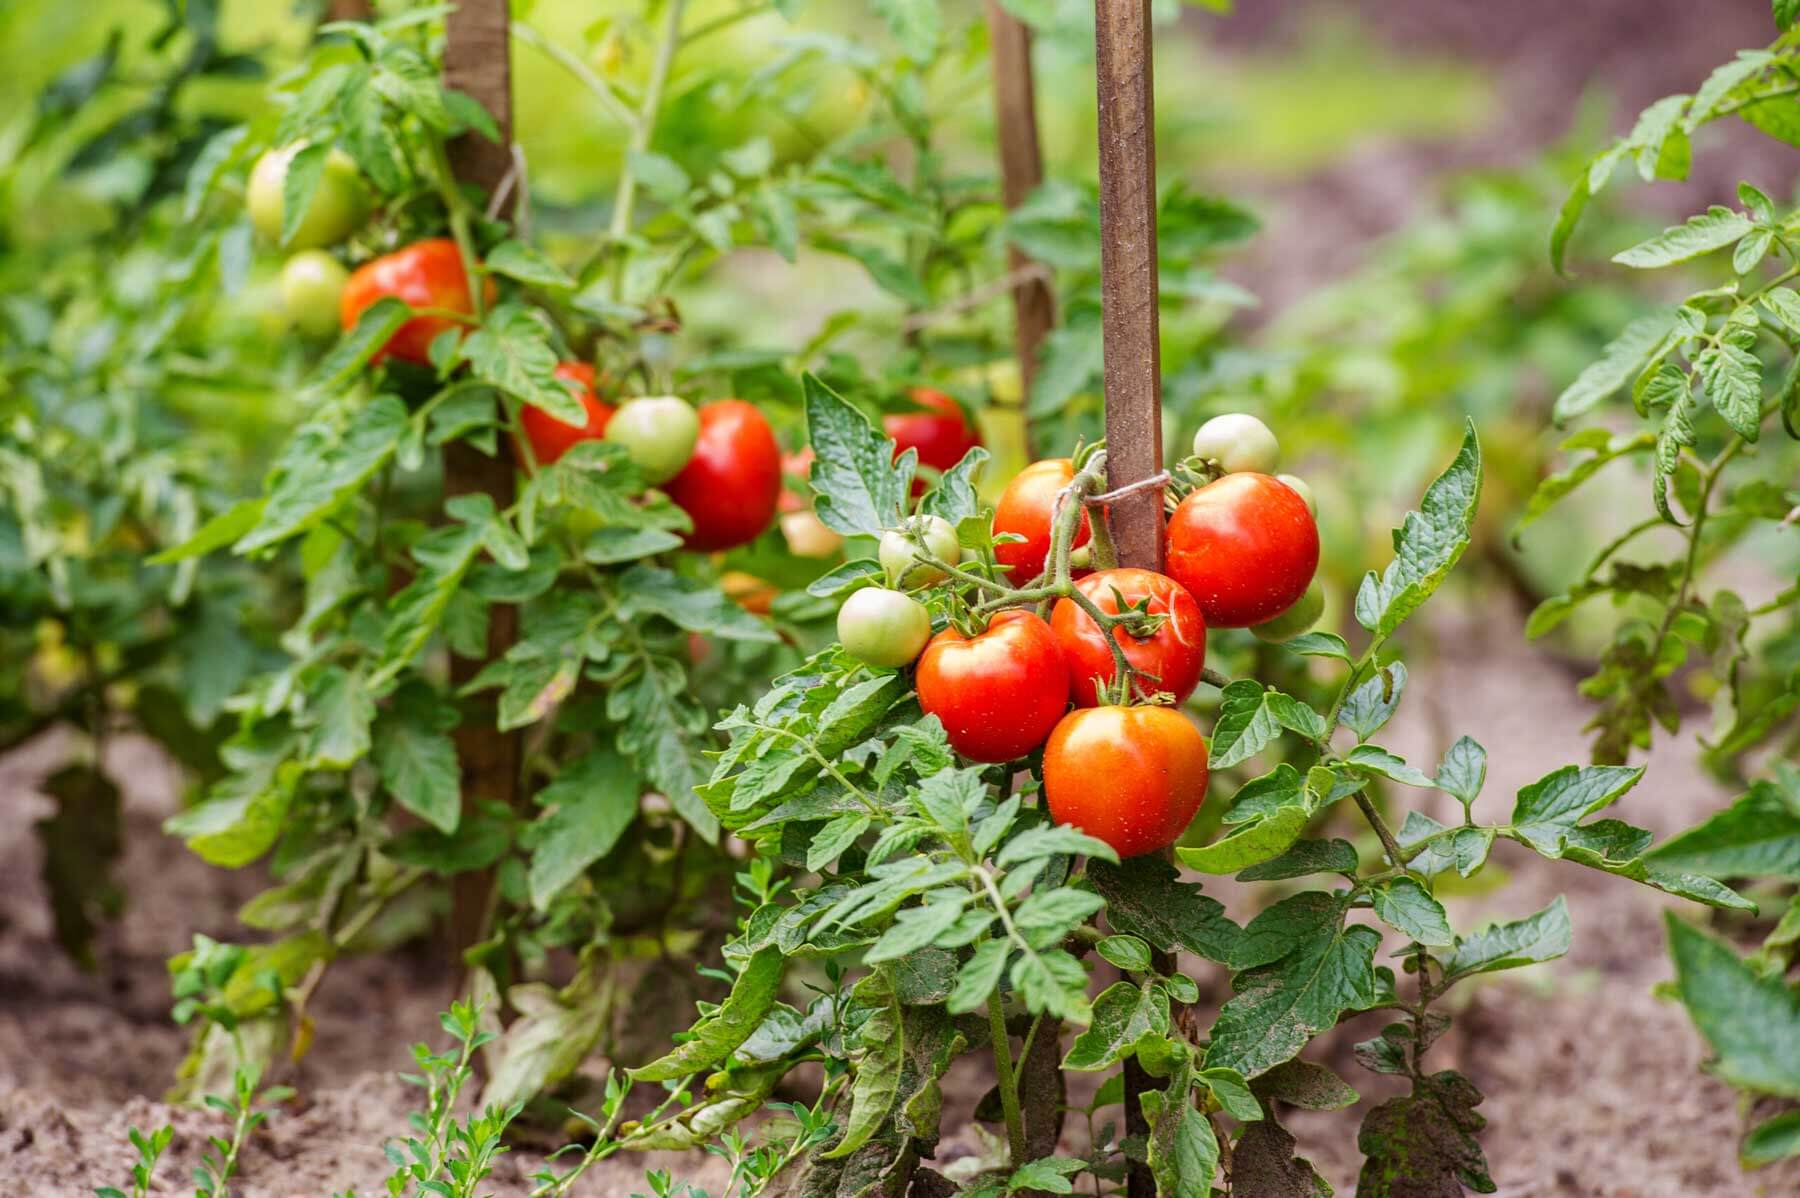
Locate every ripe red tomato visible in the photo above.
<box><xmin>665</xmin><ymin>400</ymin><xmax>782</xmax><ymax>552</ymax></box>
<box><xmin>885</xmin><ymin>388</ymin><xmax>981</xmax><ymax>494</ymax></box>
<box><xmin>994</xmin><ymin>458</ymin><xmax>1091</xmax><ymax>585</ymax></box>
<box><xmin>1043</xmin><ymin>704</ymin><xmax>1208</xmax><ymax>858</ymax></box>
<box><xmin>915</xmin><ymin>610</ymin><xmax>1069</xmax><ymax>763</ymax></box>
<box><xmin>339</xmin><ymin>238</ymin><xmax>492</xmax><ymax>365</ymax></box>
<box><xmin>1166</xmin><ymin>472</ymin><xmax>1319</xmax><ymax>628</ymax></box>
<box><xmin>1050</xmin><ymin>568</ymin><xmax>1206</xmax><ymax>707</ymax></box>
<box><xmin>517</xmin><ymin>362</ymin><xmax>615</xmax><ymax>466</ymax></box>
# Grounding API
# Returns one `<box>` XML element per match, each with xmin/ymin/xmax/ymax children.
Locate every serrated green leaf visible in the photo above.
<box><xmin>1062</xmin><ymin>980</ymin><xmax>1168</xmax><ymax>1071</ymax></box>
<box><xmin>1666</xmin><ymin>914</ymin><xmax>1800</xmax><ymax>1098</ymax></box>
<box><xmin>1438</xmin><ymin>896</ymin><xmax>1570</xmax><ymax>981</ymax></box>
<box><xmin>1508</xmin><ymin>764</ymin><xmax>1645</xmax><ymax>853</ymax></box>
<box><xmin>631</xmin><ymin>946</ymin><xmax>784</xmax><ymax>1082</ymax></box>
<box><xmin>1089</xmin><ymin>856</ymin><xmax>1242</xmax><ymax>964</ymax></box>
<box><xmin>948</xmin><ymin>938</ymin><xmax>1009</xmax><ymax>1014</ymax></box>
<box><xmin>1614</xmin><ymin>206</ymin><xmax>1753</xmax><ymax>268</ymax></box>
<box><xmin>1552</xmin><ymin>312</ymin><xmax>1678</xmax><ymax>422</ymax></box>
<box><xmin>1371</xmin><ymin>878</ymin><xmax>1454</xmax><ymax>947</ymax></box>
<box><xmin>1434</xmin><ymin>736</ymin><xmax>1487</xmax><ymax>810</ymax></box>
<box><xmin>803</xmin><ymin>373</ymin><xmax>911</xmax><ymax>536</ymax></box>
<box><xmin>1354</xmin><ymin>423</ymin><xmax>1481</xmax><ymax>640</ymax></box>
<box><xmin>374</xmin><ymin>684</ymin><xmax>461</xmax><ymax>834</ymax></box>
<box><xmin>1697</xmin><ymin>341</ymin><xmax>1765</xmax><ymax>441</ymax></box>
<box><xmin>619</xmin><ymin>565</ymin><xmax>778</xmax><ymax>642</ymax></box>
<box><xmin>1207</xmin><ymin>909</ymin><xmax>1381</xmax><ymax>1078</ymax></box>
<box><xmin>1338</xmin><ymin>662</ymin><xmax>1407</xmax><ymax>741</ymax></box>
<box><xmin>1178</xmin><ymin>804</ymin><xmax>1311</xmax><ymax>875</ymax></box>
<box><xmin>1645</xmin><ymin>778</ymin><xmax>1800</xmax><ymax>879</ymax></box>
<box><xmin>528</xmin><ymin>745</ymin><xmax>640</xmax><ymax>908</ymax></box>
<box><xmin>1345</xmin><ymin>744</ymin><xmax>1436</xmax><ymax>788</ymax></box>
<box><xmin>1209</xmin><ymin>681</ymin><xmax>1327</xmax><ymax>769</ymax></box>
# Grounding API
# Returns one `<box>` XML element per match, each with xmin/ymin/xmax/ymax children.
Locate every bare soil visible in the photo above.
<box><xmin>3</xmin><ymin>601</ymin><xmax>1797</xmax><ymax>1197</ymax></box>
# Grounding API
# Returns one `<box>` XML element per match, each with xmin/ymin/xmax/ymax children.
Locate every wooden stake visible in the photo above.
<box><xmin>986</xmin><ymin>0</ymin><xmax>1055</xmax><ymax>444</ymax></box>
<box><xmin>1094</xmin><ymin>7</ymin><xmax>1165</xmax><ymax>1196</ymax></box>
<box><xmin>442</xmin><ymin>0</ymin><xmax>520</xmax><ymax>976</ymax></box>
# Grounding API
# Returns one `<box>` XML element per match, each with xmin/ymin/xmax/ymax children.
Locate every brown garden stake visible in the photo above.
<box><xmin>985</xmin><ymin>1</ymin><xmax>1055</xmax><ymax>455</ymax></box>
<box><xmin>442</xmin><ymin>0</ymin><xmax>521</xmax><ymax>975</ymax></box>
<box><xmin>1093</xmin><ymin>5</ymin><xmax>1166</xmax><ymax>1196</ymax></box>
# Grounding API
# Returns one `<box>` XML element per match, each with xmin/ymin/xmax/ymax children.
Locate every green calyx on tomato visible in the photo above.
<box><xmin>915</xmin><ymin>609</ymin><xmax>1069</xmax><ymax>763</ymax></box>
<box><xmin>1192</xmin><ymin>412</ymin><xmax>1280</xmax><ymax>476</ymax></box>
<box><xmin>279</xmin><ymin>250</ymin><xmax>349</xmax><ymax>338</ymax></box>
<box><xmin>1049</xmin><ymin>568</ymin><xmax>1207</xmax><ymax>708</ymax></box>
<box><xmin>248</xmin><ymin>144</ymin><xmax>370</xmax><ymax>250</ymax></box>
<box><xmin>1250</xmin><ymin>579</ymin><xmax>1325</xmax><ymax>643</ymax></box>
<box><xmin>837</xmin><ymin>587</ymin><xmax>931</xmax><ymax>669</ymax></box>
<box><xmin>604</xmin><ymin>396</ymin><xmax>700</xmax><ymax>484</ymax></box>
<box><xmin>879</xmin><ymin>515</ymin><xmax>961</xmax><ymax>589</ymax></box>
<box><xmin>1043</xmin><ymin>704</ymin><xmax>1208</xmax><ymax>858</ymax></box>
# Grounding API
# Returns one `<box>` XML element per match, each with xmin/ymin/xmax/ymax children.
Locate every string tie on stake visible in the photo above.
<box><xmin>1087</xmin><ymin>470</ymin><xmax>1170</xmax><ymax>506</ymax></box>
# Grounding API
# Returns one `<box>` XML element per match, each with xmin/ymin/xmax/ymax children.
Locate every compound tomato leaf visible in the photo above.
<box><xmin>527</xmin><ymin>745</ymin><xmax>642</xmax><ymax>909</ymax></box>
<box><xmin>1369</xmin><ymin>878</ymin><xmax>1454</xmax><ymax>947</ymax></box>
<box><xmin>1063</xmin><ymin>980</ymin><xmax>1169</xmax><ymax>1071</ymax></box>
<box><xmin>1088</xmin><ymin>856</ymin><xmax>1242</xmax><ymax>964</ymax></box>
<box><xmin>1355</xmin><ymin>422</ymin><xmax>1481</xmax><ymax>640</ymax></box>
<box><xmin>1612</xmin><ymin>205</ymin><xmax>1753</xmax><ymax>269</ymax></box>
<box><xmin>374</xmin><ymin>684</ymin><xmax>461</xmax><ymax>834</ymax></box>
<box><xmin>631</xmin><ymin>946</ymin><xmax>785</xmax><ymax>1083</ymax></box>
<box><xmin>1438</xmin><ymin>896</ymin><xmax>1570</xmax><ymax>983</ymax></box>
<box><xmin>1206</xmin><ymin>905</ymin><xmax>1380</xmax><ymax>1078</ymax></box>
<box><xmin>803</xmin><ymin>372</ymin><xmax>912</xmax><ymax>537</ymax></box>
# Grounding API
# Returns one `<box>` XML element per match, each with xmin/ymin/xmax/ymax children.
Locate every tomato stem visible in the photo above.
<box><xmin>986</xmin><ymin>977</ymin><xmax>1029</xmax><ymax>1166</ymax></box>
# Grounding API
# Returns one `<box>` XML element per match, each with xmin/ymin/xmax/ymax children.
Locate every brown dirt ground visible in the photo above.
<box><xmin>4</xmin><ymin>600</ymin><xmax>1797</xmax><ymax>1198</ymax></box>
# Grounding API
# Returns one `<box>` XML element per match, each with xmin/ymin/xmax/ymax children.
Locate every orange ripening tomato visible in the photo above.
<box><xmin>993</xmin><ymin>458</ymin><xmax>1091</xmax><ymax>585</ymax></box>
<box><xmin>1043</xmin><ymin>704</ymin><xmax>1208</xmax><ymax>858</ymax></box>
<box><xmin>1050</xmin><ymin>568</ymin><xmax>1206</xmax><ymax>707</ymax></box>
<box><xmin>517</xmin><ymin>362</ymin><xmax>615</xmax><ymax>467</ymax></box>
<box><xmin>339</xmin><ymin>238</ymin><xmax>494</xmax><ymax>366</ymax></box>
<box><xmin>665</xmin><ymin>400</ymin><xmax>783</xmax><ymax>552</ymax></box>
<box><xmin>915</xmin><ymin>610</ymin><xmax>1069</xmax><ymax>763</ymax></box>
<box><xmin>1165</xmin><ymin>472</ymin><xmax>1319</xmax><ymax>628</ymax></box>
<box><xmin>885</xmin><ymin>388</ymin><xmax>981</xmax><ymax>494</ymax></box>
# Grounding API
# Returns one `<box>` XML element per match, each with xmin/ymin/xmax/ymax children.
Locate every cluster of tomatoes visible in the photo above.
<box><xmin>247</xmin><ymin>142</ymin><xmax>786</xmax><ymax>553</ymax></box>
<box><xmin>831</xmin><ymin>411</ymin><xmax>1322</xmax><ymax>859</ymax></box>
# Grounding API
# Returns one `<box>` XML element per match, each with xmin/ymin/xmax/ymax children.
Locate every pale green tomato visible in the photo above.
<box><xmin>1192</xmin><ymin>412</ymin><xmax>1279</xmax><ymax>474</ymax></box>
<box><xmin>1276</xmin><ymin>473</ymin><xmax>1317</xmax><ymax>517</ymax></box>
<box><xmin>279</xmin><ymin>250</ymin><xmax>349</xmax><ymax>337</ymax></box>
<box><xmin>837</xmin><ymin>587</ymin><xmax>931</xmax><ymax>668</ymax></box>
<box><xmin>604</xmin><ymin>396</ymin><xmax>701</xmax><ymax>484</ymax></box>
<box><xmin>781</xmin><ymin>510</ymin><xmax>843</xmax><ymax>558</ymax></box>
<box><xmin>1250</xmin><ymin>580</ymin><xmax>1325</xmax><ymax>643</ymax></box>
<box><xmin>248</xmin><ymin>144</ymin><xmax>370</xmax><ymax>249</ymax></box>
<box><xmin>878</xmin><ymin>515</ymin><xmax>961</xmax><ymax>588</ymax></box>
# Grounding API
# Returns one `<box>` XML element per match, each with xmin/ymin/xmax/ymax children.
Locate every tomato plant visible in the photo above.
<box><xmin>1527</xmin><ymin>6</ymin><xmax>1800</xmax><ymax>1164</ymax></box>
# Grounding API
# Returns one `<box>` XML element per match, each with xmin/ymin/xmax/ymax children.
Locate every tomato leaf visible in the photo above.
<box><xmin>804</xmin><ymin>372</ymin><xmax>913</xmax><ymax>537</ymax></box>
<box><xmin>1354</xmin><ymin>422</ymin><xmax>1481</xmax><ymax>641</ymax></box>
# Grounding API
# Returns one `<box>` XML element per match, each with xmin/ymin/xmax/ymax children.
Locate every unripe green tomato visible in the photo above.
<box><xmin>878</xmin><ymin>516</ymin><xmax>961</xmax><ymax>588</ymax></box>
<box><xmin>604</xmin><ymin>396</ymin><xmax>701</xmax><ymax>484</ymax></box>
<box><xmin>838</xmin><ymin>587</ymin><xmax>931</xmax><ymax>668</ymax></box>
<box><xmin>1192</xmin><ymin>412</ymin><xmax>1279</xmax><ymax>474</ymax></box>
<box><xmin>1250</xmin><ymin>580</ymin><xmax>1325</xmax><ymax>643</ymax></box>
<box><xmin>1276</xmin><ymin>473</ymin><xmax>1317</xmax><ymax>517</ymax></box>
<box><xmin>248</xmin><ymin>144</ymin><xmax>370</xmax><ymax>250</ymax></box>
<box><xmin>279</xmin><ymin>250</ymin><xmax>349</xmax><ymax>337</ymax></box>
